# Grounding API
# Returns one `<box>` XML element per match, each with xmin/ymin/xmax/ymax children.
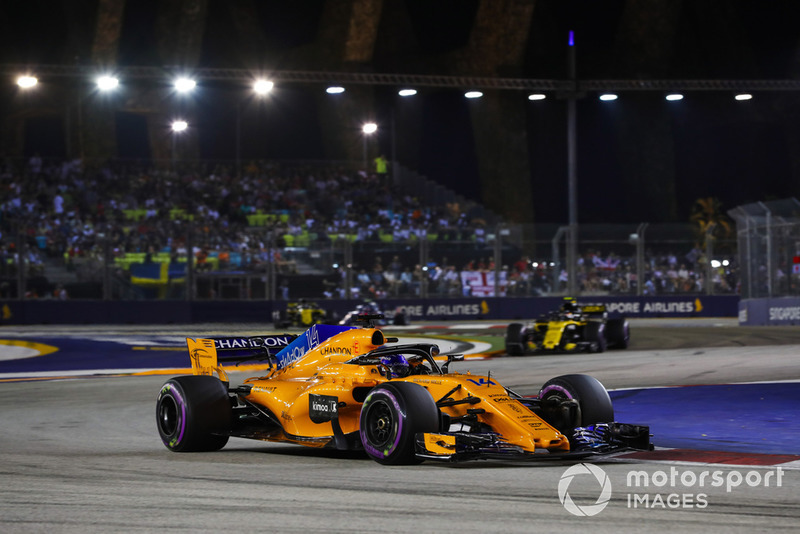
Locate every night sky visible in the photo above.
<box><xmin>2</xmin><ymin>0</ymin><xmax>800</xmax><ymax>224</ymax></box>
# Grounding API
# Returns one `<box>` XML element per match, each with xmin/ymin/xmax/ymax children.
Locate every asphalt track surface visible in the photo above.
<box><xmin>1</xmin><ymin>319</ymin><xmax>799</xmax><ymax>532</ymax></box>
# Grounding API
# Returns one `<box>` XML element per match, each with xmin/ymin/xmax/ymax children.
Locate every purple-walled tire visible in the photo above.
<box><xmin>505</xmin><ymin>323</ymin><xmax>527</xmax><ymax>355</ymax></box>
<box><xmin>605</xmin><ymin>318</ymin><xmax>630</xmax><ymax>349</ymax></box>
<box><xmin>539</xmin><ymin>374</ymin><xmax>614</xmax><ymax>433</ymax></box>
<box><xmin>156</xmin><ymin>375</ymin><xmax>231</xmax><ymax>452</ymax></box>
<box><xmin>359</xmin><ymin>382</ymin><xmax>439</xmax><ymax>465</ymax></box>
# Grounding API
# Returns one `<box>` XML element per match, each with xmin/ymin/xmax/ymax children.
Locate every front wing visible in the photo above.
<box><xmin>415</xmin><ymin>422</ymin><xmax>652</xmax><ymax>462</ymax></box>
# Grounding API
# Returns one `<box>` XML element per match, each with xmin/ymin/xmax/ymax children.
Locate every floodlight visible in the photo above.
<box><xmin>174</xmin><ymin>77</ymin><xmax>196</xmax><ymax>93</ymax></box>
<box><xmin>96</xmin><ymin>76</ymin><xmax>119</xmax><ymax>91</ymax></box>
<box><xmin>254</xmin><ymin>79</ymin><xmax>274</xmax><ymax>95</ymax></box>
<box><xmin>17</xmin><ymin>75</ymin><xmax>38</xmax><ymax>89</ymax></box>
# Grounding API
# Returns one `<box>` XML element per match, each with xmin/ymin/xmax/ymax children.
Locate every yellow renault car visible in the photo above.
<box><xmin>505</xmin><ymin>298</ymin><xmax>630</xmax><ymax>355</ymax></box>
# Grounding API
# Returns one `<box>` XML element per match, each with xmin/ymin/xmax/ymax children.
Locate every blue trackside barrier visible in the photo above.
<box><xmin>0</xmin><ymin>295</ymin><xmax>739</xmax><ymax>325</ymax></box>
<box><xmin>738</xmin><ymin>297</ymin><xmax>800</xmax><ymax>326</ymax></box>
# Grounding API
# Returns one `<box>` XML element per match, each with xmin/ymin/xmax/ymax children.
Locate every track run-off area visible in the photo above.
<box><xmin>1</xmin><ymin>318</ymin><xmax>799</xmax><ymax>532</ymax></box>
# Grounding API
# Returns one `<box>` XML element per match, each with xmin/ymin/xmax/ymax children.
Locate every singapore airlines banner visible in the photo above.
<box><xmin>738</xmin><ymin>297</ymin><xmax>800</xmax><ymax>326</ymax></box>
<box><xmin>0</xmin><ymin>295</ymin><xmax>739</xmax><ymax>324</ymax></box>
<box><xmin>382</xmin><ymin>296</ymin><xmax>738</xmax><ymax>321</ymax></box>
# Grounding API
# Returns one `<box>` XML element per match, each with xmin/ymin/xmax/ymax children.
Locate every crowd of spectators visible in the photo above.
<box><xmin>334</xmin><ymin>247</ymin><xmax>737</xmax><ymax>300</ymax></box>
<box><xmin>0</xmin><ymin>156</ymin><xmax>738</xmax><ymax>299</ymax></box>
<box><xmin>0</xmin><ymin>156</ymin><xmax>480</xmax><ymax>269</ymax></box>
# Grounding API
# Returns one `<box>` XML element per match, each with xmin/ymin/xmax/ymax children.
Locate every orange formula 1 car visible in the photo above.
<box><xmin>155</xmin><ymin>316</ymin><xmax>650</xmax><ymax>464</ymax></box>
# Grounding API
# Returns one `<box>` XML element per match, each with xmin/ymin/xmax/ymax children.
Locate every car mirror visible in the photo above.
<box><xmin>441</xmin><ymin>353</ymin><xmax>464</xmax><ymax>373</ymax></box>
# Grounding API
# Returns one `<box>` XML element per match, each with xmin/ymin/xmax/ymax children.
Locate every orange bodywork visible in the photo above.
<box><xmin>188</xmin><ymin>327</ymin><xmax>570</xmax><ymax>453</ymax></box>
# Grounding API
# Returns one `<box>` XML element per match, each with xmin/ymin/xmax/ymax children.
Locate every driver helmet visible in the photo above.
<box><xmin>561</xmin><ymin>297</ymin><xmax>579</xmax><ymax>314</ymax></box>
<box><xmin>380</xmin><ymin>354</ymin><xmax>410</xmax><ymax>378</ymax></box>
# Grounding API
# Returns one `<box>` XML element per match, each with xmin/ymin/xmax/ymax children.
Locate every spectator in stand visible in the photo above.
<box><xmin>356</xmin><ymin>269</ymin><xmax>371</xmax><ymax>291</ymax></box>
<box><xmin>383</xmin><ymin>268</ymin><xmax>400</xmax><ymax>296</ymax></box>
<box><xmin>374</xmin><ymin>154</ymin><xmax>388</xmax><ymax>176</ymax></box>
<box><xmin>442</xmin><ymin>265</ymin><xmax>461</xmax><ymax>296</ymax></box>
<box><xmin>399</xmin><ymin>267</ymin><xmax>414</xmax><ymax>295</ymax></box>
<box><xmin>388</xmin><ymin>255</ymin><xmax>402</xmax><ymax>276</ymax></box>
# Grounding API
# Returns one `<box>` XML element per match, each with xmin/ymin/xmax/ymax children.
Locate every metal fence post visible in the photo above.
<box><xmin>103</xmin><ymin>231</ymin><xmax>111</xmax><ymax>300</ymax></box>
<box><xmin>186</xmin><ymin>225</ymin><xmax>195</xmax><ymax>301</ymax></box>
<box><xmin>552</xmin><ymin>226</ymin><xmax>568</xmax><ymax>294</ymax></box>
<box><xmin>419</xmin><ymin>234</ymin><xmax>428</xmax><ymax>299</ymax></box>
<box><xmin>494</xmin><ymin>226</ymin><xmax>502</xmax><ymax>297</ymax></box>
<box><xmin>758</xmin><ymin>202</ymin><xmax>772</xmax><ymax>297</ymax></box>
<box><xmin>705</xmin><ymin>223</ymin><xmax>716</xmax><ymax>295</ymax></box>
<box><xmin>635</xmin><ymin>223</ymin><xmax>648</xmax><ymax>296</ymax></box>
<box><xmin>344</xmin><ymin>238</ymin><xmax>353</xmax><ymax>299</ymax></box>
<box><xmin>16</xmin><ymin>227</ymin><xmax>26</xmax><ymax>300</ymax></box>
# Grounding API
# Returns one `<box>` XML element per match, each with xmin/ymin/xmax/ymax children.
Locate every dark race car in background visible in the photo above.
<box><xmin>505</xmin><ymin>298</ymin><xmax>630</xmax><ymax>355</ymax></box>
<box><xmin>338</xmin><ymin>300</ymin><xmax>408</xmax><ymax>326</ymax></box>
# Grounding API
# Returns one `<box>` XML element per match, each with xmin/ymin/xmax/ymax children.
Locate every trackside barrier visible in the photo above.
<box><xmin>738</xmin><ymin>298</ymin><xmax>800</xmax><ymax>326</ymax></box>
<box><xmin>0</xmin><ymin>296</ymin><xmax>739</xmax><ymax>325</ymax></box>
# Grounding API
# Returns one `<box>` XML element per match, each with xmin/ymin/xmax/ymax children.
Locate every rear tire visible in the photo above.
<box><xmin>272</xmin><ymin>309</ymin><xmax>290</xmax><ymax>329</ymax></box>
<box><xmin>359</xmin><ymin>382</ymin><xmax>439</xmax><ymax>465</ymax></box>
<box><xmin>605</xmin><ymin>318</ymin><xmax>630</xmax><ymax>349</ymax></box>
<box><xmin>583</xmin><ymin>322</ymin><xmax>607</xmax><ymax>353</ymax></box>
<box><xmin>505</xmin><ymin>323</ymin><xmax>527</xmax><ymax>355</ymax></box>
<box><xmin>392</xmin><ymin>312</ymin><xmax>409</xmax><ymax>326</ymax></box>
<box><xmin>156</xmin><ymin>376</ymin><xmax>231</xmax><ymax>452</ymax></box>
<box><xmin>538</xmin><ymin>374</ymin><xmax>614</xmax><ymax>433</ymax></box>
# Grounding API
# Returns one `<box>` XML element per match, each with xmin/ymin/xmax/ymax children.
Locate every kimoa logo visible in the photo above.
<box><xmin>312</xmin><ymin>402</ymin><xmax>335</xmax><ymax>412</ymax></box>
<box><xmin>558</xmin><ymin>463</ymin><xmax>612</xmax><ymax>517</ymax></box>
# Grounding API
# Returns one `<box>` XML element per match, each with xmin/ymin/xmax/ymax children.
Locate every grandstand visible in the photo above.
<box><xmin>1</xmin><ymin>157</ymin><xmax>737</xmax><ymax>302</ymax></box>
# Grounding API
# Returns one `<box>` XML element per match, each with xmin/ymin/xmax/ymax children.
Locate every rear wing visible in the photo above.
<box><xmin>187</xmin><ymin>334</ymin><xmax>297</xmax><ymax>381</ymax></box>
<box><xmin>579</xmin><ymin>305</ymin><xmax>607</xmax><ymax>317</ymax></box>
<box><xmin>209</xmin><ymin>334</ymin><xmax>297</xmax><ymax>360</ymax></box>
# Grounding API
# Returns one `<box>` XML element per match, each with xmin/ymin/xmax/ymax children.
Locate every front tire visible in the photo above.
<box><xmin>156</xmin><ymin>376</ymin><xmax>231</xmax><ymax>452</ymax></box>
<box><xmin>505</xmin><ymin>323</ymin><xmax>527</xmax><ymax>355</ymax></box>
<box><xmin>538</xmin><ymin>374</ymin><xmax>613</xmax><ymax>433</ymax></box>
<box><xmin>359</xmin><ymin>382</ymin><xmax>439</xmax><ymax>465</ymax></box>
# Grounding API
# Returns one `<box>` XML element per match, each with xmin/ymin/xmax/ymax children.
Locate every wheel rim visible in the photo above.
<box><xmin>364</xmin><ymin>399</ymin><xmax>394</xmax><ymax>447</ymax></box>
<box><xmin>158</xmin><ymin>395</ymin><xmax>179</xmax><ymax>436</ymax></box>
<box><xmin>540</xmin><ymin>386</ymin><xmax>576</xmax><ymax>432</ymax></box>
